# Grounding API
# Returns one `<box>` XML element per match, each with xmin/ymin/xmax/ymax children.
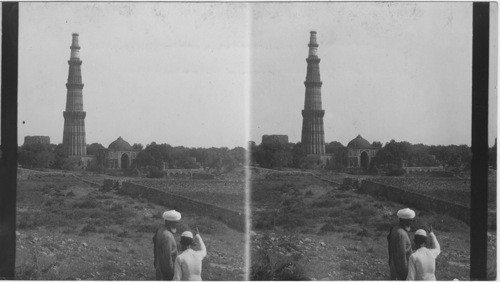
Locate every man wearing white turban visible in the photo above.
<box><xmin>153</xmin><ymin>210</ymin><xmax>181</xmax><ymax>280</ymax></box>
<box><xmin>387</xmin><ymin>208</ymin><xmax>415</xmax><ymax>280</ymax></box>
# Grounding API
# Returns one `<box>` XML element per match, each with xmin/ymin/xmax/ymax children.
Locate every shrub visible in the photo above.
<box><xmin>274</xmin><ymin>261</ymin><xmax>308</xmax><ymax>281</ymax></box>
<box><xmin>386</xmin><ymin>168</ymin><xmax>406</xmax><ymax>176</ymax></box>
<box><xmin>356</xmin><ymin>228</ymin><xmax>371</xmax><ymax>237</ymax></box>
<box><xmin>123</xmin><ymin>168</ymin><xmax>140</xmax><ymax>177</ymax></box>
<box><xmin>375</xmin><ymin>221</ymin><xmax>393</xmax><ymax>232</ymax></box>
<box><xmin>253</xmin><ymin>218</ymin><xmax>273</xmax><ymax>230</ymax></box>
<box><xmin>16</xmin><ymin>252</ymin><xmax>39</xmax><ymax>279</ymax></box>
<box><xmin>328</xmin><ymin>207</ymin><xmax>344</xmax><ymax>218</ymax></box>
<box><xmin>117</xmin><ymin>230</ymin><xmax>131</xmax><ymax>238</ymax></box>
<box><xmin>275</xmin><ymin>214</ymin><xmax>306</xmax><ymax>229</ymax></box>
<box><xmin>251</xmin><ymin>249</ymin><xmax>308</xmax><ymax>281</ymax></box>
<box><xmin>320</xmin><ymin>222</ymin><xmax>337</xmax><ymax>233</ymax></box>
<box><xmin>43</xmin><ymin>200</ymin><xmax>54</xmax><ymax>207</ymax></box>
<box><xmin>81</xmin><ymin>224</ymin><xmax>97</xmax><ymax>234</ymax></box>
<box><xmin>250</xmin><ymin>251</ymin><xmax>273</xmax><ymax>280</ymax></box>
<box><xmin>312</xmin><ymin>199</ymin><xmax>336</xmax><ymax>208</ymax></box>
<box><xmin>136</xmin><ymin>223</ymin><xmax>159</xmax><ymax>233</ymax></box>
<box><xmin>347</xmin><ymin>201</ymin><xmax>363</xmax><ymax>210</ymax></box>
<box><xmin>107</xmin><ymin>203</ymin><xmax>124</xmax><ymax>211</ymax></box>
<box><xmin>73</xmin><ymin>199</ymin><xmax>97</xmax><ymax>209</ymax></box>
<box><xmin>148</xmin><ymin>167</ymin><xmax>164</xmax><ymax>178</ymax></box>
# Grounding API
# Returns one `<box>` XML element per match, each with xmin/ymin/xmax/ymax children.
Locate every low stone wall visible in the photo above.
<box><xmin>72</xmin><ymin>175</ymin><xmax>101</xmax><ymax>188</ymax></box>
<box><xmin>360</xmin><ymin>180</ymin><xmax>470</xmax><ymax>224</ymax></box>
<box><xmin>120</xmin><ymin>182</ymin><xmax>245</xmax><ymax>232</ymax></box>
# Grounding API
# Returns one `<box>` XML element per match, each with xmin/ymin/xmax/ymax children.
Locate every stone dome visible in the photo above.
<box><xmin>347</xmin><ymin>135</ymin><xmax>372</xmax><ymax>148</ymax></box>
<box><xmin>108</xmin><ymin>136</ymin><xmax>133</xmax><ymax>151</ymax></box>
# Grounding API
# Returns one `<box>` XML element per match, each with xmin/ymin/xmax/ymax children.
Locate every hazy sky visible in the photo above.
<box><xmin>17</xmin><ymin>2</ymin><xmax>498</xmax><ymax>148</ymax></box>
<box><xmin>18</xmin><ymin>2</ymin><xmax>250</xmax><ymax>148</ymax></box>
<box><xmin>250</xmin><ymin>2</ymin><xmax>497</xmax><ymax>147</ymax></box>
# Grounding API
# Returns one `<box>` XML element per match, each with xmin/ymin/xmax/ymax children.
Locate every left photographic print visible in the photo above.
<box><xmin>15</xmin><ymin>2</ymin><xmax>249</xmax><ymax>280</ymax></box>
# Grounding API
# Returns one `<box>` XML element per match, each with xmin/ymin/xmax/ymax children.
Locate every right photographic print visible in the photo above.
<box><xmin>248</xmin><ymin>2</ymin><xmax>497</xmax><ymax>280</ymax></box>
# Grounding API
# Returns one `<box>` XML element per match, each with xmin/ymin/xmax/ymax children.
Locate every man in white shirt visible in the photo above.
<box><xmin>173</xmin><ymin>228</ymin><xmax>207</xmax><ymax>281</ymax></box>
<box><xmin>407</xmin><ymin>227</ymin><xmax>441</xmax><ymax>280</ymax></box>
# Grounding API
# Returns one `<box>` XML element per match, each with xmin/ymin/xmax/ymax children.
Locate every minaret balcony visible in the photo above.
<box><xmin>68</xmin><ymin>59</ymin><xmax>83</xmax><ymax>65</ymax></box>
<box><xmin>306</xmin><ymin>57</ymin><xmax>321</xmax><ymax>63</ymax></box>
<box><xmin>66</xmin><ymin>83</ymin><xmax>84</xmax><ymax>89</ymax></box>
<box><xmin>302</xmin><ymin>109</ymin><xmax>325</xmax><ymax>118</ymax></box>
<box><xmin>304</xmin><ymin>81</ymin><xmax>323</xmax><ymax>87</ymax></box>
<box><xmin>63</xmin><ymin>111</ymin><xmax>86</xmax><ymax>119</ymax></box>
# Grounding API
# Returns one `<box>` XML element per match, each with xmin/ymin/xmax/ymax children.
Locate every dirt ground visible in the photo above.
<box><xmin>250</xmin><ymin>174</ymin><xmax>496</xmax><ymax>280</ymax></box>
<box><xmin>15</xmin><ymin>172</ymin><xmax>245</xmax><ymax>280</ymax></box>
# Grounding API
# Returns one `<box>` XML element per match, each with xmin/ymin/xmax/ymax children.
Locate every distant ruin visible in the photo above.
<box><xmin>24</xmin><ymin>136</ymin><xmax>50</xmax><ymax>146</ymax></box>
<box><xmin>261</xmin><ymin>135</ymin><xmax>288</xmax><ymax>145</ymax></box>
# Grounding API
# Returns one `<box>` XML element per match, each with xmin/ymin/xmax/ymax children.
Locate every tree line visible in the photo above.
<box><xmin>14</xmin><ymin>138</ymin><xmax>498</xmax><ymax>172</ymax></box>
<box><xmin>249</xmin><ymin>139</ymin><xmax>496</xmax><ymax>171</ymax></box>
<box><xmin>17</xmin><ymin>141</ymin><xmax>246</xmax><ymax>172</ymax></box>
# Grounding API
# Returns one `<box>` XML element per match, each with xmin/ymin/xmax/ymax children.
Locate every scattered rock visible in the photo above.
<box><xmin>320</xmin><ymin>242</ymin><xmax>326</xmax><ymax>247</ymax></box>
<box><xmin>82</xmin><ymin>242</ymin><xmax>88</xmax><ymax>247</ymax></box>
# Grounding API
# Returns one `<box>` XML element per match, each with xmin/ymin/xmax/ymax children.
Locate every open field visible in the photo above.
<box><xmin>297</xmin><ymin>170</ymin><xmax>496</xmax><ymax>210</ymax></box>
<box><xmin>15</xmin><ymin>172</ymin><xmax>245</xmax><ymax>280</ymax></box>
<box><xmin>371</xmin><ymin>177</ymin><xmax>496</xmax><ymax>209</ymax></box>
<box><xmin>250</xmin><ymin>175</ymin><xmax>496</xmax><ymax>280</ymax></box>
<box><xmin>73</xmin><ymin>169</ymin><xmax>246</xmax><ymax>213</ymax></box>
<box><xmin>129</xmin><ymin>179</ymin><xmax>245</xmax><ymax>212</ymax></box>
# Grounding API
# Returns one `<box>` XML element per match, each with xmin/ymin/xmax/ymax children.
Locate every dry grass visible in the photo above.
<box><xmin>251</xmin><ymin>176</ymin><xmax>478</xmax><ymax>280</ymax></box>
<box><xmin>16</xmin><ymin>173</ymin><xmax>245</xmax><ymax>280</ymax></box>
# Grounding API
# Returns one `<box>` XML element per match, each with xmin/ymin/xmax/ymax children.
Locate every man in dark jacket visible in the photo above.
<box><xmin>153</xmin><ymin>210</ymin><xmax>181</xmax><ymax>280</ymax></box>
<box><xmin>387</xmin><ymin>208</ymin><xmax>415</xmax><ymax>280</ymax></box>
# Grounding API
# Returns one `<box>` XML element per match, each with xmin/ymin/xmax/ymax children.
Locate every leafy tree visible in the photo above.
<box><xmin>372</xmin><ymin>141</ymin><xmax>383</xmax><ymax>148</ymax></box>
<box><xmin>144</xmin><ymin>142</ymin><xmax>173</xmax><ymax>168</ymax></box>
<box><xmin>52</xmin><ymin>144</ymin><xmax>68</xmax><ymax>169</ymax></box>
<box><xmin>325</xmin><ymin>141</ymin><xmax>344</xmax><ymax>154</ymax></box>
<box><xmin>132</xmin><ymin>151</ymin><xmax>155</xmax><ymax>168</ymax></box>
<box><xmin>271</xmin><ymin>149</ymin><xmax>293</xmax><ymax>167</ymax></box>
<box><xmin>18</xmin><ymin>143</ymin><xmax>55</xmax><ymax>168</ymax></box>
<box><xmin>132</xmin><ymin>143</ymin><xmax>143</xmax><ymax>150</ymax></box>
<box><xmin>86</xmin><ymin>143</ymin><xmax>105</xmax><ymax>156</ymax></box>
<box><xmin>291</xmin><ymin>142</ymin><xmax>306</xmax><ymax>168</ymax></box>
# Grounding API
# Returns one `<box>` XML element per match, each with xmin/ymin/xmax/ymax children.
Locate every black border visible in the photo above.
<box><xmin>0</xmin><ymin>2</ymin><xmax>19</xmax><ymax>279</ymax></box>
<box><xmin>471</xmin><ymin>2</ymin><xmax>490</xmax><ymax>280</ymax></box>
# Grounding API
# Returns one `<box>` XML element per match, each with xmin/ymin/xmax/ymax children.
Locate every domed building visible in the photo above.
<box><xmin>338</xmin><ymin>135</ymin><xmax>379</xmax><ymax>168</ymax></box>
<box><xmin>97</xmin><ymin>137</ymin><xmax>138</xmax><ymax>169</ymax></box>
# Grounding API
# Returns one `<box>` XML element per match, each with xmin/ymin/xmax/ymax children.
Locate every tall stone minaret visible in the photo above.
<box><xmin>62</xmin><ymin>33</ymin><xmax>87</xmax><ymax>156</ymax></box>
<box><xmin>301</xmin><ymin>31</ymin><xmax>325</xmax><ymax>155</ymax></box>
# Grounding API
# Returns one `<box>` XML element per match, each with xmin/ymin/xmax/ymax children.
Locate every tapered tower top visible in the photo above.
<box><xmin>70</xmin><ymin>33</ymin><xmax>81</xmax><ymax>60</ymax></box>
<box><xmin>308</xmin><ymin>31</ymin><xmax>318</xmax><ymax>57</ymax></box>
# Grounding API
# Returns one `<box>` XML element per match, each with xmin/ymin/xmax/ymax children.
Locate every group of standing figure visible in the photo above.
<box><xmin>388</xmin><ymin>208</ymin><xmax>441</xmax><ymax>280</ymax></box>
<box><xmin>153</xmin><ymin>210</ymin><xmax>207</xmax><ymax>281</ymax></box>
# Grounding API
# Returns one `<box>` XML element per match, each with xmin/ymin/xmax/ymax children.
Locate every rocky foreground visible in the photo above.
<box><xmin>15</xmin><ymin>172</ymin><xmax>245</xmax><ymax>280</ymax></box>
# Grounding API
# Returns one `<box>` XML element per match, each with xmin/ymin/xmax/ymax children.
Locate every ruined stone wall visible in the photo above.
<box><xmin>120</xmin><ymin>182</ymin><xmax>245</xmax><ymax>232</ymax></box>
<box><xmin>261</xmin><ymin>135</ymin><xmax>289</xmax><ymax>145</ymax></box>
<box><xmin>360</xmin><ymin>180</ymin><xmax>470</xmax><ymax>224</ymax></box>
<box><xmin>24</xmin><ymin>136</ymin><xmax>50</xmax><ymax>146</ymax></box>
